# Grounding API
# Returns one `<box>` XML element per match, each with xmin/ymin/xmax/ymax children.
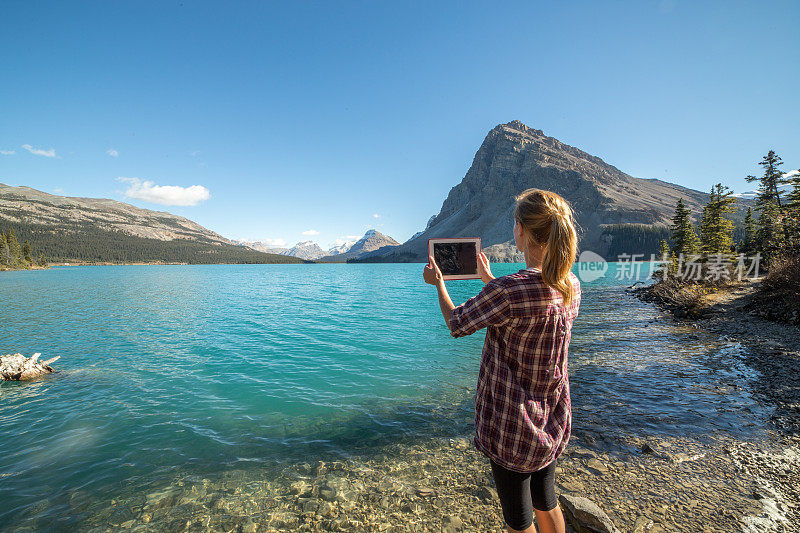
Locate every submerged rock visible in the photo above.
<box><xmin>1</xmin><ymin>353</ymin><xmax>60</xmax><ymax>381</ymax></box>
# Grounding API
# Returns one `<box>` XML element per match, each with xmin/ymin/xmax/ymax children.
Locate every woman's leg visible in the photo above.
<box><xmin>504</xmin><ymin>508</ymin><xmax>564</xmax><ymax>533</ymax></box>
<box><xmin>532</xmin><ymin>506</ymin><xmax>565</xmax><ymax>533</ymax></box>
<box><xmin>529</xmin><ymin>460</ymin><xmax>564</xmax><ymax>533</ymax></box>
<box><xmin>490</xmin><ymin>458</ymin><xmax>565</xmax><ymax>533</ymax></box>
<box><xmin>489</xmin><ymin>459</ymin><xmax>535</xmax><ymax>532</ymax></box>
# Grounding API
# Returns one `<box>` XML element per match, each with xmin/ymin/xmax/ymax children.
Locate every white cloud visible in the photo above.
<box><xmin>117</xmin><ymin>177</ymin><xmax>211</xmax><ymax>206</ymax></box>
<box><xmin>373</xmin><ymin>213</ymin><xmax>380</xmax><ymax>218</ymax></box>
<box><xmin>53</xmin><ymin>187</ymin><xmax>65</xmax><ymax>194</ymax></box>
<box><xmin>0</xmin><ymin>149</ymin><xmax>15</xmax><ymax>155</ymax></box>
<box><xmin>784</xmin><ymin>169</ymin><xmax>800</xmax><ymax>179</ymax></box>
<box><xmin>22</xmin><ymin>144</ymin><xmax>57</xmax><ymax>158</ymax></box>
<box><xmin>260</xmin><ymin>237</ymin><xmax>286</xmax><ymax>247</ymax></box>
<box><xmin>106</xmin><ymin>148</ymin><xmax>119</xmax><ymax>157</ymax></box>
<box><xmin>302</xmin><ymin>229</ymin><xmax>321</xmax><ymax>236</ymax></box>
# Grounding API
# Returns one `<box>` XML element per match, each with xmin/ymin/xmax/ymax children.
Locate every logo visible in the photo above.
<box><xmin>577</xmin><ymin>251</ymin><xmax>608</xmax><ymax>282</ymax></box>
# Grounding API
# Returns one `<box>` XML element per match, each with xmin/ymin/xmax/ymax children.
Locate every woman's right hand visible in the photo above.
<box><xmin>423</xmin><ymin>255</ymin><xmax>444</xmax><ymax>286</ymax></box>
<box><xmin>478</xmin><ymin>251</ymin><xmax>494</xmax><ymax>284</ymax></box>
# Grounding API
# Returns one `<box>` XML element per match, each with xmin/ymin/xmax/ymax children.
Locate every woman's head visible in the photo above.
<box><xmin>513</xmin><ymin>189</ymin><xmax>578</xmax><ymax>305</ymax></box>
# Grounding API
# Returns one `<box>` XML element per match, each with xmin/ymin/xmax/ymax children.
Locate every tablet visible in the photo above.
<box><xmin>428</xmin><ymin>238</ymin><xmax>482</xmax><ymax>280</ymax></box>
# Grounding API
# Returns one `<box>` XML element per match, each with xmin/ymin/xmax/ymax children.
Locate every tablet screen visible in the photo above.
<box><xmin>433</xmin><ymin>241</ymin><xmax>478</xmax><ymax>276</ymax></box>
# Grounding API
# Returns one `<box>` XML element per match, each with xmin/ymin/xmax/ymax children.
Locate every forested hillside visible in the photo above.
<box><xmin>0</xmin><ymin>184</ymin><xmax>309</xmax><ymax>265</ymax></box>
<box><xmin>2</xmin><ymin>221</ymin><xmax>308</xmax><ymax>265</ymax></box>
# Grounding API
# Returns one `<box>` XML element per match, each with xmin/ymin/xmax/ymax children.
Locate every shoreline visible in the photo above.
<box><xmin>75</xmin><ymin>433</ymin><xmax>782</xmax><ymax>533</ymax></box>
<box><xmin>633</xmin><ymin>279</ymin><xmax>800</xmax><ymax>529</ymax></box>
<box><xmin>0</xmin><ymin>264</ymin><xmax>50</xmax><ymax>272</ymax></box>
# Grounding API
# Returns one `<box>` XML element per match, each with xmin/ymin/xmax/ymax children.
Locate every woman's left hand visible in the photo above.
<box><xmin>478</xmin><ymin>252</ymin><xmax>495</xmax><ymax>284</ymax></box>
<box><xmin>423</xmin><ymin>255</ymin><xmax>444</xmax><ymax>286</ymax></box>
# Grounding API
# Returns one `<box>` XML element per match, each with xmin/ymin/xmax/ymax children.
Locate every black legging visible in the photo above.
<box><xmin>489</xmin><ymin>458</ymin><xmax>558</xmax><ymax>530</ymax></box>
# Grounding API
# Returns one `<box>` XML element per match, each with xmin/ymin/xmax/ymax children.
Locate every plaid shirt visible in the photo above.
<box><xmin>449</xmin><ymin>268</ymin><xmax>581</xmax><ymax>473</ymax></box>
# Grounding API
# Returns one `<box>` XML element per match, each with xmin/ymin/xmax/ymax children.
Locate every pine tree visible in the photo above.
<box><xmin>656</xmin><ymin>238</ymin><xmax>677</xmax><ymax>278</ymax></box>
<box><xmin>746</xmin><ymin>150</ymin><xmax>786</xmax><ymax>210</ymax></box>
<box><xmin>741</xmin><ymin>207</ymin><xmax>757</xmax><ymax>255</ymax></box>
<box><xmin>22</xmin><ymin>240</ymin><xmax>32</xmax><ymax>263</ymax></box>
<box><xmin>37</xmin><ymin>253</ymin><xmax>47</xmax><ymax>267</ymax></box>
<box><xmin>670</xmin><ymin>198</ymin><xmax>699</xmax><ymax>256</ymax></box>
<box><xmin>785</xmin><ymin>168</ymin><xmax>800</xmax><ymax>249</ymax></box>
<box><xmin>757</xmin><ymin>201</ymin><xmax>784</xmax><ymax>264</ymax></box>
<box><xmin>6</xmin><ymin>228</ymin><xmax>22</xmax><ymax>260</ymax></box>
<box><xmin>0</xmin><ymin>231</ymin><xmax>9</xmax><ymax>265</ymax></box>
<box><xmin>745</xmin><ymin>151</ymin><xmax>791</xmax><ymax>263</ymax></box>
<box><xmin>699</xmin><ymin>183</ymin><xmax>737</xmax><ymax>255</ymax></box>
<box><xmin>787</xmin><ymin>169</ymin><xmax>800</xmax><ymax>211</ymax></box>
<box><xmin>658</xmin><ymin>239</ymin><xmax>670</xmax><ymax>260</ymax></box>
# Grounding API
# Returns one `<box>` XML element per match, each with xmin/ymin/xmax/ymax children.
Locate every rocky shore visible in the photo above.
<box><xmin>74</xmin><ymin>428</ymin><xmax>794</xmax><ymax>533</ymax></box>
<box><xmin>0</xmin><ymin>264</ymin><xmax>49</xmax><ymax>271</ymax></box>
<box><xmin>634</xmin><ymin>279</ymin><xmax>800</xmax><ymax>530</ymax></box>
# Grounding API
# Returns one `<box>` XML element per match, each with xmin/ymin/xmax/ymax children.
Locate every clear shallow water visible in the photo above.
<box><xmin>0</xmin><ymin>263</ymin><xmax>770</xmax><ymax>529</ymax></box>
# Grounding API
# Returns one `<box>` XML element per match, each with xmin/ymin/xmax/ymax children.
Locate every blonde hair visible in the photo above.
<box><xmin>513</xmin><ymin>189</ymin><xmax>578</xmax><ymax>305</ymax></box>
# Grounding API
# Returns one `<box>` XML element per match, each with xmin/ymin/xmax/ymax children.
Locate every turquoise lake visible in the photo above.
<box><xmin>0</xmin><ymin>263</ymin><xmax>770</xmax><ymax>529</ymax></box>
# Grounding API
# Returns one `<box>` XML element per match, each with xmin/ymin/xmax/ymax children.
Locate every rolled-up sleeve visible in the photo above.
<box><xmin>448</xmin><ymin>280</ymin><xmax>511</xmax><ymax>338</ymax></box>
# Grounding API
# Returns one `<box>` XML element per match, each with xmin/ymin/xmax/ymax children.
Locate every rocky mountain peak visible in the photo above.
<box><xmin>318</xmin><ymin>229</ymin><xmax>400</xmax><ymax>262</ymax></box>
<box><xmin>500</xmin><ymin>120</ymin><xmax>545</xmax><ymax>138</ymax></box>
<box><xmin>358</xmin><ymin>120</ymin><xmax>752</xmax><ymax>262</ymax></box>
<box><xmin>281</xmin><ymin>241</ymin><xmax>326</xmax><ymax>260</ymax></box>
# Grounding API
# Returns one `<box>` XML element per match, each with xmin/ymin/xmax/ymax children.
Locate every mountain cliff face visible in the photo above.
<box><xmin>319</xmin><ymin>229</ymin><xmax>399</xmax><ymax>262</ymax></box>
<box><xmin>362</xmin><ymin>121</ymin><xmax>750</xmax><ymax>262</ymax></box>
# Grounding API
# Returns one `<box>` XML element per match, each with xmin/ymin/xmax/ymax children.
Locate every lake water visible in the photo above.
<box><xmin>0</xmin><ymin>263</ymin><xmax>770</xmax><ymax>530</ymax></box>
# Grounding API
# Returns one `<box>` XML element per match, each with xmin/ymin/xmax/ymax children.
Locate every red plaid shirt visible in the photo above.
<box><xmin>449</xmin><ymin>268</ymin><xmax>581</xmax><ymax>473</ymax></box>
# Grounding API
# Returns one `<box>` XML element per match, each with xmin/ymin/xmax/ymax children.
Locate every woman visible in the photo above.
<box><xmin>423</xmin><ymin>189</ymin><xmax>580</xmax><ymax>533</ymax></box>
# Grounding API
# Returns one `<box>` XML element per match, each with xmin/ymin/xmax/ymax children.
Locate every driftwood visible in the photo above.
<box><xmin>1</xmin><ymin>353</ymin><xmax>60</xmax><ymax>381</ymax></box>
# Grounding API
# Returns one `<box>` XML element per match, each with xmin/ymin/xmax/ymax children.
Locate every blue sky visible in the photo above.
<box><xmin>1</xmin><ymin>1</ymin><xmax>798</xmax><ymax>249</ymax></box>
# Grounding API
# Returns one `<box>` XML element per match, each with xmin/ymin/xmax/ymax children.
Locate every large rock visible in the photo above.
<box><xmin>559</xmin><ymin>494</ymin><xmax>620</xmax><ymax>533</ymax></box>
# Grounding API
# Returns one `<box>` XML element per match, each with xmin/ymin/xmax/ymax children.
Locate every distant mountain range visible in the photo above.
<box><xmin>0</xmin><ymin>184</ymin><xmax>306</xmax><ymax>264</ymax></box>
<box><xmin>359</xmin><ymin>120</ymin><xmax>753</xmax><ymax>262</ymax></box>
<box><xmin>0</xmin><ymin>182</ymin><xmax>400</xmax><ymax>265</ymax></box>
<box><xmin>237</xmin><ymin>229</ymin><xmax>400</xmax><ymax>262</ymax></box>
<box><xmin>318</xmin><ymin>230</ymin><xmax>399</xmax><ymax>262</ymax></box>
<box><xmin>237</xmin><ymin>240</ymin><xmax>327</xmax><ymax>260</ymax></box>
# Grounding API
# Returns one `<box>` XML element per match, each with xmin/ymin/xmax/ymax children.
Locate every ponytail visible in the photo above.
<box><xmin>513</xmin><ymin>189</ymin><xmax>578</xmax><ymax>305</ymax></box>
